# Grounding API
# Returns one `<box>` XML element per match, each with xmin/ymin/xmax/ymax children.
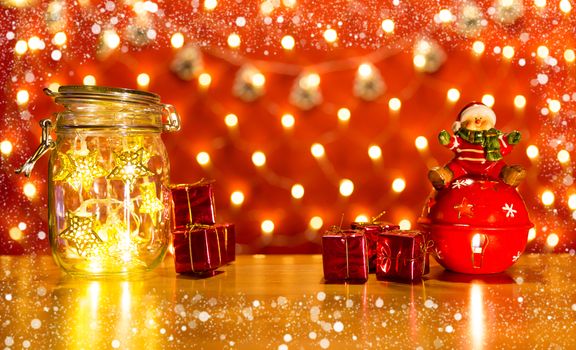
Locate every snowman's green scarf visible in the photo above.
<box><xmin>456</xmin><ymin>127</ymin><xmax>503</xmax><ymax>161</ymax></box>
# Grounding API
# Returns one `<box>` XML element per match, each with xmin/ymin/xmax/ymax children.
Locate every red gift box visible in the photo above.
<box><xmin>376</xmin><ymin>230</ymin><xmax>429</xmax><ymax>282</ymax></box>
<box><xmin>216</xmin><ymin>223</ymin><xmax>236</xmax><ymax>264</ymax></box>
<box><xmin>351</xmin><ymin>221</ymin><xmax>400</xmax><ymax>272</ymax></box>
<box><xmin>322</xmin><ymin>228</ymin><xmax>369</xmax><ymax>283</ymax></box>
<box><xmin>173</xmin><ymin>224</ymin><xmax>224</xmax><ymax>274</ymax></box>
<box><xmin>170</xmin><ymin>179</ymin><xmax>216</xmax><ymax>231</ymax></box>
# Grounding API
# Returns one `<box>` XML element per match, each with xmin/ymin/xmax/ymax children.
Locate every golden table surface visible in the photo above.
<box><xmin>1</xmin><ymin>254</ymin><xmax>575</xmax><ymax>349</ymax></box>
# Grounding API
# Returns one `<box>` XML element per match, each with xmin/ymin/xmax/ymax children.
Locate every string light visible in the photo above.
<box><xmin>472</xmin><ymin>41</ymin><xmax>485</xmax><ymax>55</ymax></box>
<box><xmin>252</xmin><ymin>151</ymin><xmax>266</xmax><ymax>167</ymax></box>
<box><xmin>354</xmin><ymin>215</ymin><xmax>369</xmax><ymax>223</ymax></box>
<box><xmin>399</xmin><ymin>219</ymin><xmax>411</xmax><ymax>230</ymax></box>
<box><xmin>225</xmin><ymin>113</ymin><xmax>238</xmax><ymax>127</ymax></box>
<box><xmin>137</xmin><ymin>73</ymin><xmax>150</xmax><ymax>88</ymax></box>
<box><xmin>196</xmin><ymin>151</ymin><xmax>211</xmax><ymax>166</ymax></box>
<box><xmin>227</xmin><ymin>33</ymin><xmax>241</xmax><ymax>48</ymax></box>
<box><xmin>546</xmin><ymin>233</ymin><xmax>559</xmax><ymax>247</ymax></box>
<box><xmin>526</xmin><ymin>145</ymin><xmax>539</xmax><ymax>159</ymax></box>
<box><xmin>18</xmin><ymin>222</ymin><xmax>27</xmax><ymax>231</ymax></box>
<box><xmin>9</xmin><ymin>227</ymin><xmax>23</xmax><ymax>241</ymax></box>
<box><xmin>388</xmin><ymin>97</ymin><xmax>401</xmax><ymax>111</ymax></box>
<box><xmin>309</xmin><ymin>216</ymin><xmax>323</xmax><ymax>230</ymax></box>
<box><xmin>323</xmin><ymin>29</ymin><xmax>337</xmax><ymax>43</ymax></box>
<box><xmin>310</xmin><ymin>143</ymin><xmax>325</xmax><ymax>158</ymax></box>
<box><xmin>83</xmin><ymin>75</ymin><xmax>96</xmax><ymax>85</ymax></box>
<box><xmin>337</xmin><ymin>108</ymin><xmax>351</xmax><ymax>122</ymax></box>
<box><xmin>23</xmin><ymin>182</ymin><xmax>37</xmax><ymax>199</ymax></box>
<box><xmin>502</xmin><ymin>45</ymin><xmax>515</xmax><ymax>59</ymax></box>
<box><xmin>560</xmin><ymin>0</ymin><xmax>572</xmax><ymax>13</ymax></box>
<box><xmin>281</xmin><ymin>113</ymin><xmax>295</xmax><ymax>129</ymax></box>
<box><xmin>541</xmin><ymin>190</ymin><xmax>555</xmax><ymax>206</ymax></box>
<box><xmin>281</xmin><ymin>35</ymin><xmax>295</xmax><ymax>50</ymax></box>
<box><xmin>230</xmin><ymin>191</ymin><xmax>245</xmax><ymax>206</ymax></box>
<box><xmin>568</xmin><ymin>194</ymin><xmax>576</xmax><ymax>210</ymax></box>
<box><xmin>564</xmin><ymin>49</ymin><xmax>575</xmax><ymax>63</ymax></box>
<box><xmin>103</xmin><ymin>30</ymin><xmax>120</xmax><ymax>49</ymax></box>
<box><xmin>27</xmin><ymin>36</ymin><xmax>44</xmax><ymax>51</ymax></box>
<box><xmin>14</xmin><ymin>40</ymin><xmax>28</xmax><ymax>55</ymax></box>
<box><xmin>548</xmin><ymin>99</ymin><xmax>561</xmax><ymax>113</ymax></box>
<box><xmin>198</xmin><ymin>73</ymin><xmax>212</xmax><ymax>88</ymax></box>
<box><xmin>514</xmin><ymin>95</ymin><xmax>526</xmax><ymax>109</ymax></box>
<box><xmin>527</xmin><ymin>228</ymin><xmax>537</xmax><ymax>241</ymax></box>
<box><xmin>51</xmin><ymin>50</ymin><xmax>62</xmax><ymax>61</ymax></box>
<box><xmin>537</xmin><ymin>45</ymin><xmax>549</xmax><ymax>58</ymax></box>
<box><xmin>261</xmin><ymin>220</ymin><xmax>275</xmax><ymax>234</ymax></box>
<box><xmin>339</xmin><ymin>179</ymin><xmax>354</xmax><ymax>197</ymax></box>
<box><xmin>170</xmin><ymin>33</ymin><xmax>184</xmax><ymax>48</ymax></box>
<box><xmin>282</xmin><ymin>0</ymin><xmax>296</xmax><ymax>8</ymax></box>
<box><xmin>557</xmin><ymin>150</ymin><xmax>570</xmax><ymax>164</ymax></box>
<box><xmin>391</xmin><ymin>178</ymin><xmax>406</xmax><ymax>193</ymax></box>
<box><xmin>447</xmin><ymin>88</ymin><xmax>460</xmax><ymax>102</ymax></box>
<box><xmin>415</xmin><ymin>136</ymin><xmax>428</xmax><ymax>150</ymax></box>
<box><xmin>481</xmin><ymin>94</ymin><xmax>495</xmax><ymax>107</ymax></box>
<box><xmin>368</xmin><ymin>145</ymin><xmax>382</xmax><ymax>160</ymax></box>
<box><xmin>204</xmin><ymin>0</ymin><xmax>217</xmax><ymax>11</ymax></box>
<box><xmin>0</xmin><ymin>140</ymin><xmax>13</xmax><ymax>156</ymax></box>
<box><xmin>291</xmin><ymin>184</ymin><xmax>304</xmax><ymax>199</ymax></box>
<box><xmin>53</xmin><ymin>32</ymin><xmax>67</xmax><ymax>46</ymax></box>
<box><xmin>16</xmin><ymin>89</ymin><xmax>29</xmax><ymax>106</ymax></box>
<box><xmin>534</xmin><ymin>0</ymin><xmax>546</xmax><ymax>7</ymax></box>
<box><xmin>381</xmin><ymin>19</ymin><xmax>395</xmax><ymax>33</ymax></box>
<box><xmin>437</xmin><ymin>9</ymin><xmax>454</xmax><ymax>23</ymax></box>
<box><xmin>260</xmin><ymin>1</ymin><xmax>274</xmax><ymax>15</ymax></box>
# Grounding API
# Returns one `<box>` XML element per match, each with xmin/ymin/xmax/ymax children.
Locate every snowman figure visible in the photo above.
<box><xmin>428</xmin><ymin>102</ymin><xmax>526</xmax><ymax>190</ymax></box>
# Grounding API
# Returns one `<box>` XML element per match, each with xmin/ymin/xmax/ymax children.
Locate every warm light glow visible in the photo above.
<box><xmin>527</xmin><ymin>227</ymin><xmax>537</xmax><ymax>241</ymax></box>
<box><xmin>9</xmin><ymin>227</ymin><xmax>23</xmax><ymax>241</ymax></box>
<box><xmin>415</xmin><ymin>136</ymin><xmax>429</xmax><ymax>150</ymax></box>
<box><xmin>227</xmin><ymin>33</ymin><xmax>241</xmax><ymax>48</ymax></box>
<box><xmin>534</xmin><ymin>0</ymin><xmax>546</xmax><ymax>7</ymax></box>
<box><xmin>392</xmin><ymin>178</ymin><xmax>406</xmax><ymax>193</ymax></box>
<box><xmin>568</xmin><ymin>194</ymin><xmax>576</xmax><ymax>210</ymax></box>
<box><xmin>299</xmin><ymin>73</ymin><xmax>320</xmax><ymax>88</ymax></box>
<box><xmin>204</xmin><ymin>0</ymin><xmax>217</xmax><ymax>10</ymax></box>
<box><xmin>357</xmin><ymin>63</ymin><xmax>374</xmax><ymax>78</ymax></box>
<box><xmin>48</xmin><ymin>82</ymin><xmax>60</xmax><ymax>92</ymax></box>
<box><xmin>339</xmin><ymin>179</ymin><xmax>354</xmax><ymax>197</ymax></box>
<box><xmin>564</xmin><ymin>49</ymin><xmax>576</xmax><ymax>63</ymax></box>
<box><xmin>354</xmin><ymin>215</ymin><xmax>369</xmax><ymax>223</ymax></box>
<box><xmin>309</xmin><ymin>216</ymin><xmax>323</xmax><ymax>230</ymax></box>
<box><xmin>196</xmin><ymin>151</ymin><xmax>211</xmax><ymax>166</ymax></box>
<box><xmin>252</xmin><ymin>151</ymin><xmax>266</xmax><ymax>167</ymax></box>
<box><xmin>0</xmin><ymin>140</ymin><xmax>13</xmax><ymax>156</ymax></box>
<box><xmin>470</xmin><ymin>284</ymin><xmax>485</xmax><ymax>350</ymax></box>
<box><xmin>14</xmin><ymin>40</ymin><xmax>28</xmax><ymax>55</ymax></box>
<box><xmin>548</xmin><ymin>99</ymin><xmax>561</xmax><ymax>113</ymax></box>
<box><xmin>261</xmin><ymin>220</ymin><xmax>275</xmax><ymax>234</ymax></box>
<box><xmin>291</xmin><ymin>184</ymin><xmax>305</xmax><ymax>199</ymax></box>
<box><xmin>381</xmin><ymin>19</ymin><xmax>395</xmax><ymax>33</ymax></box>
<box><xmin>388</xmin><ymin>97</ymin><xmax>401</xmax><ymax>111</ymax></box>
<box><xmin>23</xmin><ymin>182</ymin><xmax>37</xmax><ymax>199</ymax></box>
<box><xmin>310</xmin><ymin>143</ymin><xmax>325</xmax><ymax>158</ymax></box>
<box><xmin>323</xmin><ymin>29</ymin><xmax>338</xmax><ymax>43</ymax></box>
<box><xmin>541</xmin><ymin>190</ymin><xmax>555</xmax><ymax>206</ymax></box>
<box><xmin>546</xmin><ymin>233</ymin><xmax>559</xmax><ymax>247</ymax></box>
<box><xmin>537</xmin><ymin>45</ymin><xmax>549</xmax><ymax>58</ymax></box>
<box><xmin>103</xmin><ymin>30</ymin><xmax>120</xmax><ymax>49</ymax></box>
<box><xmin>447</xmin><ymin>88</ymin><xmax>460</xmax><ymax>102</ymax></box>
<box><xmin>198</xmin><ymin>73</ymin><xmax>212</xmax><ymax>88</ymax></box>
<box><xmin>53</xmin><ymin>32</ymin><xmax>67</xmax><ymax>46</ymax></box>
<box><xmin>281</xmin><ymin>113</ymin><xmax>295</xmax><ymax>128</ymax></box>
<box><xmin>413</xmin><ymin>54</ymin><xmax>426</xmax><ymax>68</ymax></box>
<box><xmin>16</xmin><ymin>89</ymin><xmax>29</xmax><ymax>105</ymax></box>
<box><xmin>557</xmin><ymin>150</ymin><xmax>570</xmax><ymax>164</ymax></box>
<box><xmin>18</xmin><ymin>222</ymin><xmax>27</xmax><ymax>231</ymax></box>
<box><xmin>560</xmin><ymin>0</ymin><xmax>572</xmax><ymax>12</ymax></box>
<box><xmin>27</xmin><ymin>36</ymin><xmax>43</xmax><ymax>50</ymax></box>
<box><xmin>514</xmin><ymin>95</ymin><xmax>526</xmax><ymax>109</ymax></box>
<box><xmin>225</xmin><ymin>113</ymin><xmax>238</xmax><ymax>127</ymax></box>
<box><xmin>526</xmin><ymin>145</ymin><xmax>539</xmax><ymax>159</ymax></box>
<box><xmin>368</xmin><ymin>145</ymin><xmax>382</xmax><ymax>160</ymax></box>
<box><xmin>337</xmin><ymin>108</ymin><xmax>351</xmax><ymax>121</ymax></box>
<box><xmin>260</xmin><ymin>1</ymin><xmax>274</xmax><ymax>15</ymax></box>
<box><xmin>481</xmin><ymin>94</ymin><xmax>495</xmax><ymax>107</ymax></box>
<box><xmin>83</xmin><ymin>75</ymin><xmax>96</xmax><ymax>86</ymax></box>
<box><xmin>502</xmin><ymin>45</ymin><xmax>515</xmax><ymax>59</ymax></box>
<box><xmin>171</xmin><ymin>32</ymin><xmax>184</xmax><ymax>48</ymax></box>
<box><xmin>472</xmin><ymin>41</ymin><xmax>485</xmax><ymax>55</ymax></box>
<box><xmin>281</xmin><ymin>35</ymin><xmax>295</xmax><ymax>50</ymax></box>
<box><xmin>137</xmin><ymin>73</ymin><xmax>150</xmax><ymax>87</ymax></box>
<box><xmin>230</xmin><ymin>191</ymin><xmax>245</xmax><ymax>206</ymax></box>
<box><xmin>399</xmin><ymin>219</ymin><xmax>411</xmax><ymax>230</ymax></box>
<box><xmin>438</xmin><ymin>9</ymin><xmax>453</xmax><ymax>22</ymax></box>
<box><xmin>250</xmin><ymin>72</ymin><xmax>266</xmax><ymax>87</ymax></box>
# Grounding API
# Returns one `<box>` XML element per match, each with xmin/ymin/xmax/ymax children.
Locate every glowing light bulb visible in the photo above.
<box><xmin>282</xmin><ymin>0</ymin><xmax>296</xmax><ymax>7</ymax></box>
<box><xmin>502</xmin><ymin>46</ymin><xmax>515</xmax><ymax>59</ymax></box>
<box><xmin>472</xmin><ymin>41</ymin><xmax>485</xmax><ymax>55</ymax></box>
<box><xmin>548</xmin><ymin>99</ymin><xmax>561</xmax><ymax>113</ymax></box>
<box><xmin>381</xmin><ymin>19</ymin><xmax>395</xmax><ymax>33</ymax></box>
<box><xmin>415</xmin><ymin>136</ymin><xmax>429</xmax><ymax>150</ymax></box>
<box><xmin>227</xmin><ymin>33</ymin><xmax>241</xmax><ymax>48</ymax></box>
<box><xmin>560</xmin><ymin>0</ymin><xmax>572</xmax><ymax>12</ymax></box>
<box><xmin>557</xmin><ymin>150</ymin><xmax>570</xmax><ymax>163</ymax></box>
<box><xmin>392</xmin><ymin>178</ymin><xmax>406</xmax><ymax>193</ymax></box>
<box><xmin>230</xmin><ymin>191</ymin><xmax>245</xmax><ymax>206</ymax></box>
<box><xmin>438</xmin><ymin>9</ymin><xmax>453</xmax><ymax>22</ymax></box>
<box><xmin>339</xmin><ymin>179</ymin><xmax>354</xmax><ymax>197</ymax></box>
<box><xmin>204</xmin><ymin>0</ymin><xmax>217</xmax><ymax>10</ymax></box>
<box><xmin>53</xmin><ymin>32</ymin><xmax>67</xmax><ymax>46</ymax></box>
<box><xmin>357</xmin><ymin>63</ymin><xmax>373</xmax><ymax>78</ymax></box>
<box><xmin>18</xmin><ymin>222</ymin><xmax>27</xmax><ymax>230</ymax></box>
<box><xmin>0</xmin><ymin>140</ymin><xmax>13</xmax><ymax>155</ymax></box>
<box><xmin>198</xmin><ymin>73</ymin><xmax>212</xmax><ymax>88</ymax></box>
<box><xmin>564</xmin><ymin>49</ymin><xmax>575</xmax><ymax>63</ymax></box>
<box><xmin>481</xmin><ymin>94</ymin><xmax>495</xmax><ymax>107</ymax></box>
<box><xmin>16</xmin><ymin>89</ymin><xmax>29</xmax><ymax>105</ymax></box>
<box><xmin>281</xmin><ymin>113</ymin><xmax>295</xmax><ymax>129</ymax></box>
<box><xmin>337</xmin><ymin>108</ymin><xmax>351</xmax><ymax>121</ymax></box>
<box><xmin>354</xmin><ymin>215</ymin><xmax>369</xmax><ymax>223</ymax></box>
<box><xmin>137</xmin><ymin>73</ymin><xmax>150</xmax><ymax>87</ymax></box>
<box><xmin>27</xmin><ymin>36</ymin><xmax>43</xmax><ymax>50</ymax></box>
<box><xmin>388</xmin><ymin>98</ymin><xmax>401</xmax><ymax>111</ymax></box>
<box><xmin>568</xmin><ymin>194</ymin><xmax>576</xmax><ymax>210</ymax></box>
<box><xmin>546</xmin><ymin>233</ymin><xmax>559</xmax><ymax>247</ymax></box>
<box><xmin>299</xmin><ymin>73</ymin><xmax>320</xmax><ymax>88</ymax></box>
<box><xmin>368</xmin><ymin>145</ymin><xmax>382</xmax><ymax>160</ymax></box>
<box><xmin>310</xmin><ymin>143</ymin><xmax>325</xmax><ymax>158</ymax></box>
<box><xmin>447</xmin><ymin>88</ymin><xmax>460</xmax><ymax>102</ymax></box>
<box><xmin>541</xmin><ymin>190</ymin><xmax>555</xmax><ymax>206</ymax></box>
<box><xmin>225</xmin><ymin>113</ymin><xmax>238</xmax><ymax>127</ymax></box>
<box><xmin>103</xmin><ymin>30</ymin><xmax>120</xmax><ymax>49</ymax></box>
<box><xmin>51</xmin><ymin>50</ymin><xmax>62</xmax><ymax>61</ymax></box>
<box><xmin>252</xmin><ymin>151</ymin><xmax>266</xmax><ymax>167</ymax></box>
<box><xmin>413</xmin><ymin>54</ymin><xmax>426</xmax><ymax>68</ymax></box>
<box><xmin>291</xmin><ymin>184</ymin><xmax>304</xmax><ymax>199</ymax></box>
<box><xmin>537</xmin><ymin>45</ymin><xmax>549</xmax><ymax>58</ymax></box>
<box><xmin>196</xmin><ymin>151</ymin><xmax>210</xmax><ymax>166</ymax></box>
<box><xmin>251</xmin><ymin>72</ymin><xmax>266</xmax><ymax>87</ymax></box>
<box><xmin>261</xmin><ymin>220</ymin><xmax>275</xmax><ymax>234</ymax></box>
<box><xmin>260</xmin><ymin>1</ymin><xmax>274</xmax><ymax>15</ymax></box>
<box><xmin>309</xmin><ymin>216</ymin><xmax>323</xmax><ymax>230</ymax></box>
<box><xmin>399</xmin><ymin>219</ymin><xmax>411</xmax><ymax>230</ymax></box>
<box><xmin>527</xmin><ymin>227</ymin><xmax>537</xmax><ymax>241</ymax></box>
<box><xmin>323</xmin><ymin>29</ymin><xmax>337</xmax><ymax>43</ymax></box>
<box><xmin>83</xmin><ymin>75</ymin><xmax>96</xmax><ymax>86</ymax></box>
<box><xmin>23</xmin><ymin>182</ymin><xmax>37</xmax><ymax>199</ymax></box>
<box><xmin>526</xmin><ymin>145</ymin><xmax>539</xmax><ymax>159</ymax></box>
<box><xmin>281</xmin><ymin>35</ymin><xmax>295</xmax><ymax>50</ymax></box>
<box><xmin>9</xmin><ymin>227</ymin><xmax>23</xmax><ymax>241</ymax></box>
<box><xmin>514</xmin><ymin>95</ymin><xmax>526</xmax><ymax>109</ymax></box>
<box><xmin>171</xmin><ymin>33</ymin><xmax>184</xmax><ymax>48</ymax></box>
<box><xmin>14</xmin><ymin>40</ymin><xmax>28</xmax><ymax>55</ymax></box>
<box><xmin>534</xmin><ymin>0</ymin><xmax>546</xmax><ymax>7</ymax></box>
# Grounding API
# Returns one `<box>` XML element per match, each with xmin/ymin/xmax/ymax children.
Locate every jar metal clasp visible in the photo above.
<box><xmin>162</xmin><ymin>104</ymin><xmax>181</xmax><ymax>132</ymax></box>
<box><xmin>15</xmin><ymin>119</ymin><xmax>56</xmax><ymax>177</ymax></box>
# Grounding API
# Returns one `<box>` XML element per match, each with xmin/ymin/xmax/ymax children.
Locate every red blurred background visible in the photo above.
<box><xmin>1</xmin><ymin>0</ymin><xmax>575</xmax><ymax>255</ymax></box>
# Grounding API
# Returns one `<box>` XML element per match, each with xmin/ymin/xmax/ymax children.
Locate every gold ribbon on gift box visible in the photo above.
<box><xmin>185</xmin><ymin>223</ymin><xmax>222</xmax><ymax>273</ymax></box>
<box><xmin>378</xmin><ymin>232</ymin><xmax>434</xmax><ymax>276</ymax></box>
<box><xmin>181</xmin><ymin>178</ymin><xmax>215</xmax><ymax>225</ymax></box>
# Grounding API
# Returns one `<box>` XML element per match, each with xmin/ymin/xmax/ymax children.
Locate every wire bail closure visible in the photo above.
<box><xmin>15</xmin><ymin>119</ymin><xmax>56</xmax><ymax>177</ymax></box>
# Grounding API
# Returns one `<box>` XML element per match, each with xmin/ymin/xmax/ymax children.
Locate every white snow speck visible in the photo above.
<box><xmin>91</xmin><ymin>24</ymin><xmax>101</xmax><ymax>34</ymax></box>
<box><xmin>424</xmin><ymin>299</ymin><xmax>435</xmax><ymax>308</ymax></box>
<box><xmin>345</xmin><ymin>299</ymin><xmax>353</xmax><ymax>308</ymax></box>
<box><xmin>571</xmin><ymin>304</ymin><xmax>576</xmax><ymax>311</ymax></box>
<box><xmin>454</xmin><ymin>313</ymin><xmax>462</xmax><ymax>321</ymax></box>
<box><xmin>30</xmin><ymin>319</ymin><xmax>41</xmax><ymax>329</ymax></box>
<box><xmin>37</xmin><ymin>231</ymin><xmax>46</xmax><ymax>240</ymax></box>
<box><xmin>316</xmin><ymin>292</ymin><xmax>326</xmax><ymax>301</ymax></box>
<box><xmin>6</xmin><ymin>31</ymin><xmax>15</xmax><ymax>40</ymax></box>
<box><xmin>320</xmin><ymin>338</ymin><xmax>330</xmax><ymax>349</ymax></box>
<box><xmin>235</xmin><ymin>17</ymin><xmax>246</xmax><ymax>27</ymax></box>
<box><xmin>277</xmin><ymin>296</ymin><xmax>288</xmax><ymax>306</ymax></box>
<box><xmin>333</xmin><ymin>321</ymin><xmax>344</xmax><ymax>332</ymax></box>
<box><xmin>5</xmin><ymin>336</ymin><xmax>14</xmax><ymax>346</ymax></box>
<box><xmin>283</xmin><ymin>334</ymin><xmax>292</xmax><ymax>342</ymax></box>
<box><xmin>198</xmin><ymin>311</ymin><xmax>210</xmax><ymax>322</ymax></box>
<box><xmin>23</xmin><ymin>340</ymin><xmax>31</xmax><ymax>348</ymax></box>
<box><xmin>5</xmin><ymin>294</ymin><xmax>12</xmax><ymax>301</ymax></box>
<box><xmin>537</xmin><ymin>74</ymin><xmax>548</xmax><ymax>85</ymax></box>
<box><xmin>111</xmin><ymin>339</ymin><xmax>120</xmax><ymax>348</ymax></box>
<box><xmin>375</xmin><ymin>297</ymin><xmax>384</xmax><ymax>308</ymax></box>
<box><xmin>445</xmin><ymin>325</ymin><xmax>454</xmax><ymax>333</ymax></box>
<box><xmin>105</xmin><ymin>1</ymin><xmax>115</xmax><ymax>11</ymax></box>
<box><xmin>518</xmin><ymin>297</ymin><xmax>524</xmax><ymax>303</ymax></box>
<box><xmin>278</xmin><ymin>345</ymin><xmax>288</xmax><ymax>350</ymax></box>
<box><xmin>253</xmin><ymin>300</ymin><xmax>261</xmax><ymax>307</ymax></box>
<box><xmin>308</xmin><ymin>331</ymin><xmax>317</xmax><ymax>340</ymax></box>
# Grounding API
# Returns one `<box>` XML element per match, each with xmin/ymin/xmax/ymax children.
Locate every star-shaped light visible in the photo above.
<box><xmin>59</xmin><ymin>211</ymin><xmax>103</xmax><ymax>257</ymax></box>
<box><xmin>53</xmin><ymin>150</ymin><xmax>108</xmax><ymax>191</ymax></box>
<box><xmin>454</xmin><ymin>197</ymin><xmax>474</xmax><ymax>219</ymax></box>
<box><xmin>139</xmin><ymin>182</ymin><xmax>164</xmax><ymax>225</ymax></box>
<box><xmin>106</xmin><ymin>148</ymin><xmax>154</xmax><ymax>188</ymax></box>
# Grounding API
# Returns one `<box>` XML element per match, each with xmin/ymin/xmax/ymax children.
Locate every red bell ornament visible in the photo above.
<box><xmin>418</xmin><ymin>175</ymin><xmax>533</xmax><ymax>274</ymax></box>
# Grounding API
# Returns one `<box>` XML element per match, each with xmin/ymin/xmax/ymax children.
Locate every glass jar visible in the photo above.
<box><xmin>18</xmin><ymin>85</ymin><xmax>181</xmax><ymax>275</ymax></box>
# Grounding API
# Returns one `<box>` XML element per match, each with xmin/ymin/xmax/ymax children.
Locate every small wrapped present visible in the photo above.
<box><xmin>216</xmin><ymin>223</ymin><xmax>236</xmax><ymax>264</ymax></box>
<box><xmin>322</xmin><ymin>228</ymin><xmax>369</xmax><ymax>283</ymax></box>
<box><xmin>173</xmin><ymin>224</ymin><xmax>225</xmax><ymax>274</ymax></box>
<box><xmin>351</xmin><ymin>221</ymin><xmax>400</xmax><ymax>273</ymax></box>
<box><xmin>376</xmin><ymin>230</ymin><xmax>429</xmax><ymax>282</ymax></box>
<box><xmin>170</xmin><ymin>179</ymin><xmax>216</xmax><ymax>231</ymax></box>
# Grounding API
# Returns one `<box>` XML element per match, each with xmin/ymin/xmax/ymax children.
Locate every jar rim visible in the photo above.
<box><xmin>47</xmin><ymin>85</ymin><xmax>161</xmax><ymax>106</ymax></box>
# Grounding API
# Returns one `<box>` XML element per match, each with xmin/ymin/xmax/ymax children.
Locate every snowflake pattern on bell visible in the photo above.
<box><xmin>502</xmin><ymin>203</ymin><xmax>517</xmax><ymax>218</ymax></box>
<box><xmin>451</xmin><ymin>178</ymin><xmax>473</xmax><ymax>189</ymax></box>
<box><xmin>512</xmin><ymin>251</ymin><xmax>521</xmax><ymax>262</ymax></box>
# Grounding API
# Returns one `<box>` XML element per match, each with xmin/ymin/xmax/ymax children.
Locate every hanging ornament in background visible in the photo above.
<box><xmin>290</xmin><ymin>72</ymin><xmax>323</xmax><ymax>110</ymax></box>
<box><xmin>492</xmin><ymin>0</ymin><xmax>524</xmax><ymax>25</ymax></box>
<box><xmin>412</xmin><ymin>38</ymin><xmax>446</xmax><ymax>74</ymax></box>
<box><xmin>353</xmin><ymin>63</ymin><xmax>385</xmax><ymax>101</ymax></box>
<box><xmin>170</xmin><ymin>45</ymin><xmax>204</xmax><ymax>81</ymax></box>
<box><xmin>125</xmin><ymin>14</ymin><xmax>155</xmax><ymax>47</ymax></box>
<box><xmin>233</xmin><ymin>65</ymin><xmax>266</xmax><ymax>102</ymax></box>
<box><xmin>456</xmin><ymin>2</ymin><xmax>485</xmax><ymax>37</ymax></box>
<box><xmin>45</xmin><ymin>0</ymin><xmax>66</xmax><ymax>33</ymax></box>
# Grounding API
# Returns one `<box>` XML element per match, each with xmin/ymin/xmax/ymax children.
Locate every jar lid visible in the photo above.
<box><xmin>46</xmin><ymin>85</ymin><xmax>161</xmax><ymax>106</ymax></box>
